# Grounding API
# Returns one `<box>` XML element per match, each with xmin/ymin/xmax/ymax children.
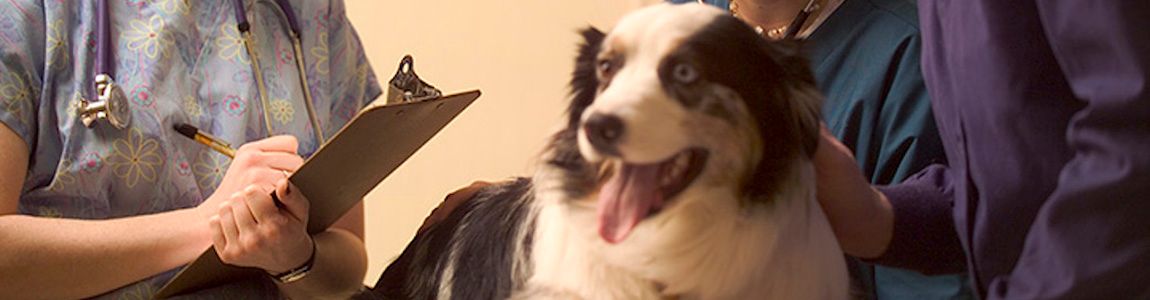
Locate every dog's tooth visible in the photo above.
<box><xmin>661</xmin><ymin>171</ymin><xmax>677</xmax><ymax>186</ymax></box>
<box><xmin>673</xmin><ymin>154</ymin><xmax>689</xmax><ymax>176</ymax></box>
<box><xmin>664</xmin><ymin>162</ymin><xmax>683</xmax><ymax>186</ymax></box>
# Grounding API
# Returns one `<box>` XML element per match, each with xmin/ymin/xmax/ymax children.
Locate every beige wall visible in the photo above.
<box><xmin>345</xmin><ymin>0</ymin><xmax>660</xmax><ymax>286</ymax></box>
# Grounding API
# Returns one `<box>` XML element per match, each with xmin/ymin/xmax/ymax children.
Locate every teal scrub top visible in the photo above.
<box><xmin>804</xmin><ymin>1</ymin><xmax>971</xmax><ymax>297</ymax></box>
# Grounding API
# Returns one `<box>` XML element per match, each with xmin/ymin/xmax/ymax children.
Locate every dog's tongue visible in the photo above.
<box><xmin>598</xmin><ymin>163</ymin><xmax>663</xmax><ymax>244</ymax></box>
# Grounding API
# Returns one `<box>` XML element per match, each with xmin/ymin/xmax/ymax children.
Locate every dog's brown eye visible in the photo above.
<box><xmin>673</xmin><ymin>63</ymin><xmax>698</xmax><ymax>83</ymax></box>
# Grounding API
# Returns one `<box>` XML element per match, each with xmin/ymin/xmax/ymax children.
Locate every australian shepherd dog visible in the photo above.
<box><xmin>369</xmin><ymin>3</ymin><xmax>848</xmax><ymax>299</ymax></box>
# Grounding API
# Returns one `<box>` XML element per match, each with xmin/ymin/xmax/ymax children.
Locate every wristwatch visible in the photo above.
<box><xmin>270</xmin><ymin>240</ymin><xmax>317</xmax><ymax>284</ymax></box>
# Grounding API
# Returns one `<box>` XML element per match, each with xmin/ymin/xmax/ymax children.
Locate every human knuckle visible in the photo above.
<box><xmin>229</xmin><ymin>247</ymin><xmax>247</xmax><ymax>259</ymax></box>
<box><xmin>282</xmin><ymin>135</ymin><xmax>299</xmax><ymax>149</ymax></box>
<box><xmin>241</xmin><ymin>184</ymin><xmax>259</xmax><ymax>195</ymax></box>
<box><xmin>289</xmin><ymin>156</ymin><xmax>304</xmax><ymax>169</ymax></box>
<box><xmin>263</xmin><ymin>224</ymin><xmax>282</xmax><ymax>237</ymax></box>
<box><xmin>236</xmin><ymin>150</ymin><xmax>256</xmax><ymax>165</ymax></box>
<box><xmin>248</xmin><ymin>152</ymin><xmax>268</xmax><ymax>166</ymax></box>
<box><xmin>219</xmin><ymin>249</ymin><xmax>237</xmax><ymax>262</ymax></box>
<box><xmin>241</xmin><ymin>236</ymin><xmax>263</xmax><ymax>250</ymax></box>
<box><xmin>287</xmin><ymin>142</ymin><xmax>299</xmax><ymax>153</ymax></box>
<box><xmin>243</xmin><ymin>168</ymin><xmax>263</xmax><ymax>184</ymax></box>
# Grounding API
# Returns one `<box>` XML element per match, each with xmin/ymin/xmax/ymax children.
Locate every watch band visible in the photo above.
<box><xmin>271</xmin><ymin>240</ymin><xmax>317</xmax><ymax>284</ymax></box>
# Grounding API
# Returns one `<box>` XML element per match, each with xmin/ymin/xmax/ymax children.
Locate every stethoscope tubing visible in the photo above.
<box><xmin>96</xmin><ymin>0</ymin><xmax>113</xmax><ymax>77</ymax></box>
<box><xmin>91</xmin><ymin>0</ymin><xmax>326</xmax><ymax>146</ymax></box>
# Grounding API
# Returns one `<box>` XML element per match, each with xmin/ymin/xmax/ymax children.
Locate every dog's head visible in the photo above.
<box><xmin>538</xmin><ymin>3</ymin><xmax>821</xmax><ymax>244</ymax></box>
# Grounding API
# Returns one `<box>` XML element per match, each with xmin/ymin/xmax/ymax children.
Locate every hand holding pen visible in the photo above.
<box><xmin>175</xmin><ymin>123</ymin><xmax>290</xmax><ymax>208</ymax></box>
<box><xmin>175</xmin><ymin>123</ymin><xmax>315</xmax><ymax>274</ymax></box>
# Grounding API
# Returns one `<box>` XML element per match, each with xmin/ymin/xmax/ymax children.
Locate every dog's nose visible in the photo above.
<box><xmin>583</xmin><ymin>113</ymin><xmax>625</xmax><ymax>156</ymax></box>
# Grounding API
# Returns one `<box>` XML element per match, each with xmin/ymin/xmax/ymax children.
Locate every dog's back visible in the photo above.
<box><xmin>371</xmin><ymin>179</ymin><xmax>536</xmax><ymax>300</ymax></box>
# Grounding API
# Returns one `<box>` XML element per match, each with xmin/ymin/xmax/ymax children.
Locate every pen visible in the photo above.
<box><xmin>173</xmin><ymin>123</ymin><xmax>235</xmax><ymax>158</ymax></box>
<box><xmin>173</xmin><ymin>123</ymin><xmax>287</xmax><ymax>209</ymax></box>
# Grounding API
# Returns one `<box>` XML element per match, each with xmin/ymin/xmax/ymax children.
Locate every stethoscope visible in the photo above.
<box><xmin>78</xmin><ymin>0</ymin><xmax>326</xmax><ymax>145</ymax></box>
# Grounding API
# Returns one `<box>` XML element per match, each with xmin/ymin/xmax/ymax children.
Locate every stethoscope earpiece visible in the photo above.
<box><xmin>78</xmin><ymin>74</ymin><xmax>131</xmax><ymax>129</ymax></box>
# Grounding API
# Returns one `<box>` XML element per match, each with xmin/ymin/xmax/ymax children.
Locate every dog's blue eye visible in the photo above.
<box><xmin>598</xmin><ymin>60</ymin><xmax>613</xmax><ymax>74</ymax></box>
<box><xmin>673</xmin><ymin>63</ymin><xmax>698</xmax><ymax>83</ymax></box>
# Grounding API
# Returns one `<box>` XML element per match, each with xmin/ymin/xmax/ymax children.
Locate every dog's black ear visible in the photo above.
<box><xmin>568</xmin><ymin>27</ymin><xmax>606</xmax><ymax>129</ymax></box>
<box><xmin>763</xmin><ymin>38</ymin><xmax>821</xmax><ymax>157</ymax></box>
<box><xmin>766</xmin><ymin>39</ymin><xmax>817</xmax><ymax>87</ymax></box>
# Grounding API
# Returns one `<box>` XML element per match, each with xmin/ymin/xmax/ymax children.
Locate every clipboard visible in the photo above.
<box><xmin>155</xmin><ymin>90</ymin><xmax>481</xmax><ymax>298</ymax></box>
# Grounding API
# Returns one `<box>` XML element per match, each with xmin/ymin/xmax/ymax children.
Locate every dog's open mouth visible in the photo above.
<box><xmin>597</xmin><ymin>148</ymin><xmax>708</xmax><ymax>244</ymax></box>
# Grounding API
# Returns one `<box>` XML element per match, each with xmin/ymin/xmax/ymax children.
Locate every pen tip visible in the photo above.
<box><xmin>173</xmin><ymin>123</ymin><xmax>198</xmax><ymax>139</ymax></box>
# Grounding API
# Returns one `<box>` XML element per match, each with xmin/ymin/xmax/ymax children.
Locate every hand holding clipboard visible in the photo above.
<box><xmin>156</xmin><ymin>55</ymin><xmax>480</xmax><ymax>298</ymax></box>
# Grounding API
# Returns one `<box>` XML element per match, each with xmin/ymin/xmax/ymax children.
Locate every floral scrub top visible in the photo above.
<box><xmin>0</xmin><ymin>0</ymin><xmax>381</xmax><ymax>298</ymax></box>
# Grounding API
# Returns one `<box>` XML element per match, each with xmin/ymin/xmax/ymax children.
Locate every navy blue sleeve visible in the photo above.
<box><xmin>869</xmin><ymin>164</ymin><xmax>966</xmax><ymax>275</ymax></box>
<box><xmin>987</xmin><ymin>1</ymin><xmax>1150</xmax><ymax>299</ymax></box>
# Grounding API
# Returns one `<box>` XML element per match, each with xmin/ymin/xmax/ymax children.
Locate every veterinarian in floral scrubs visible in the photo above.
<box><xmin>0</xmin><ymin>0</ymin><xmax>379</xmax><ymax>298</ymax></box>
<box><xmin>672</xmin><ymin>0</ymin><xmax>971</xmax><ymax>299</ymax></box>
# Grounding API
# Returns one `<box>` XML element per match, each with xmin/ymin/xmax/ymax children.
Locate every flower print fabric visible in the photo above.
<box><xmin>0</xmin><ymin>0</ymin><xmax>381</xmax><ymax>298</ymax></box>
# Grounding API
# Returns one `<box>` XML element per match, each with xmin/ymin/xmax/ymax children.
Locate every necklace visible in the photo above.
<box><xmin>729</xmin><ymin>0</ymin><xmax>820</xmax><ymax>40</ymax></box>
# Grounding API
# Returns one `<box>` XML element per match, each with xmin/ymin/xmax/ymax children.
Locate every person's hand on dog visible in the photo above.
<box><xmin>418</xmin><ymin>181</ymin><xmax>494</xmax><ymax>234</ymax></box>
<box><xmin>812</xmin><ymin>125</ymin><xmax>893</xmax><ymax>259</ymax></box>
<box><xmin>204</xmin><ymin>136</ymin><xmax>314</xmax><ymax>275</ymax></box>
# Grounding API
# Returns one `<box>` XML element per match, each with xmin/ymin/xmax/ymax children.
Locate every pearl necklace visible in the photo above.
<box><xmin>728</xmin><ymin>0</ymin><xmax>820</xmax><ymax>40</ymax></box>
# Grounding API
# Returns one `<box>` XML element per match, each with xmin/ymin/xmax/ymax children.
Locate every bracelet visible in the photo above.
<box><xmin>270</xmin><ymin>239</ymin><xmax>316</xmax><ymax>284</ymax></box>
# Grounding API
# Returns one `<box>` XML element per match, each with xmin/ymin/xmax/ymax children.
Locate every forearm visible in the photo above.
<box><xmin>277</xmin><ymin>228</ymin><xmax>367</xmax><ymax>299</ymax></box>
<box><xmin>0</xmin><ymin>208</ymin><xmax>210</xmax><ymax>299</ymax></box>
<box><xmin>813</xmin><ymin>128</ymin><xmax>895</xmax><ymax>258</ymax></box>
<box><xmin>820</xmin><ymin>185</ymin><xmax>894</xmax><ymax>258</ymax></box>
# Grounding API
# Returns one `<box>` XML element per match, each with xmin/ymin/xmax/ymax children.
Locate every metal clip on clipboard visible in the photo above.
<box><xmin>386</xmin><ymin>55</ymin><xmax>443</xmax><ymax>104</ymax></box>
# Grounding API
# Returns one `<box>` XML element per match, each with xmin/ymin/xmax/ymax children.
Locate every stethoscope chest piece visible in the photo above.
<box><xmin>77</xmin><ymin>74</ymin><xmax>131</xmax><ymax>129</ymax></box>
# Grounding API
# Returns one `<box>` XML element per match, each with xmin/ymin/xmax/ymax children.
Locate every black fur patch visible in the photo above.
<box><xmin>544</xmin><ymin>129</ymin><xmax>599</xmax><ymax>200</ymax></box>
<box><xmin>568</xmin><ymin>27</ymin><xmax>606</xmax><ymax>130</ymax></box>
<box><xmin>660</xmin><ymin>15</ymin><xmax>821</xmax><ymax>199</ymax></box>
<box><xmin>548</xmin><ymin>26</ymin><xmax>609</xmax><ymax>201</ymax></box>
<box><xmin>371</xmin><ymin>178</ymin><xmax>535</xmax><ymax>300</ymax></box>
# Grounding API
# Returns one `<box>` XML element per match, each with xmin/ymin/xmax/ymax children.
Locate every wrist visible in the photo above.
<box><xmin>160</xmin><ymin>208</ymin><xmax>215</xmax><ymax>268</ymax></box>
<box><xmin>179</xmin><ymin>207</ymin><xmax>214</xmax><ymax>248</ymax></box>
<box><xmin>863</xmin><ymin>187</ymin><xmax>894</xmax><ymax>258</ymax></box>
<box><xmin>268</xmin><ymin>237</ymin><xmax>316</xmax><ymax>283</ymax></box>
